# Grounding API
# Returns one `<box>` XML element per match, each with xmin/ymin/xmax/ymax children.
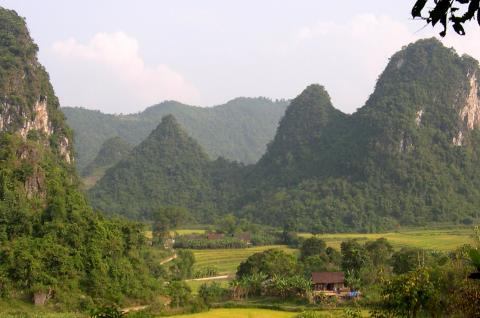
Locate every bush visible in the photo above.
<box><xmin>174</xmin><ymin>237</ymin><xmax>247</xmax><ymax>249</ymax></box>
<box><xmin>193</xmin><ymin>266</ymin><xmax>219</xmax><ymax>278</ymax></box>
<box><xmin>90</xmin><ymin>305</ymin><xmax>125</xmax><ymax>318</ymax></box>
<box><xmin>295</xmin><ymin>311</ymin><xmax>331</xmax><ymax>318</ymax></box>
<box><xmin>198</xmin><ymin>282</ymin><xmax>228</xmax><ymax>305</ymax></box>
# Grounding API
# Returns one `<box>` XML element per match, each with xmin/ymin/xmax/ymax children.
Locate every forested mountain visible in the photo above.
<box><xmin>0</xmin><ymin>7</ymin><xmax>158</xmax><ymax>304</ymax></box>
<box><xmin>63</xmin><ymin>97</ymin><xmax>288</xmax><ymax>172</ymax></box>
<box><xmin>92</xmin><ymin>38</ymin><xmax>480</xmax><ymax>233</ymax></box>
<box><xmin>242</xmin><ymin>38</ymin><xmax>480</xmax><ymax>232</ymax></box>
<box><xmin>81</xmin><ymin>136</ymin><xmax>132</xmax><ymax>188</ymax></box>
<box><xmin>89</xmin><ymin>115</ymin><xmax>244</xmax><ymax>220</ymax></box>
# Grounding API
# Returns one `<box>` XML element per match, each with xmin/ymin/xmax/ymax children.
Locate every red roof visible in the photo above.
<box><xmin>206</xmin><ymin>233</ymin><xmax>225</xmax><ymax>240</ymax></box>
<box><xmin>311</xmin><ymin>272</ymin><xmax>345</xmax><ymax>284</ymax></box>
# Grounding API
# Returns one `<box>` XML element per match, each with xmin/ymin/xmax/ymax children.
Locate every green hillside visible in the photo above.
<box><xmin>81</xmin><ymin>136</ymin><xmax>132</xmax><ymax>188</ymax></box>
<box><xmin>92</xmin><ymin>39</ymin><xmax>480</xmax><ymax>233</ymax></box>
<box><xmin>89</xmin><ymin>115</ymin><xmax>244</xmax><ymax>220</ymax></box>
<box><xmin>0</xmin><ymin>7</ymin><xmax>159</xmax><ymax>305</ymax></box>
<box><xmin>243</xmin><ymin>38</ymin><xmax>480</xmax><ymax>232</ymax></box>
<box><xmin>63</xmin><ymin>97</ymin><xmax>288</xmax><ymax>172</ymax></box>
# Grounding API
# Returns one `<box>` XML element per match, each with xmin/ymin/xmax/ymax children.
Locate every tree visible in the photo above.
<box><xmin>365</xmin><ymin>238</ymin><xmax>394</xmax><ymax>268</ymax></box>
<box><xmin>300</xmin><ymin>237</ymin><xmax>327</xmax><ymax>260</ymax></box>
<box><xmin>236</xmin><ymin>249</ymin><xmax>299</xmax><ymax>278</ymax></box>
<box><xmin>341</xmin><ymin>240</ymin><xmax>369</xmax><ymax>274</ymax></box>
<box><xmin>371</xmin><ymin>269</ymin><xmax>435</xmax><ymax>318</ymax></box>
<box><xmin>412</xmin><ymin>0</ymin><xmax>480</xmax><ymax>36</ymax></box>
<box><xmin>391</xmin><ymin>248</ymin><xmax>425</xmax><ymax>275</ymax></box>
<box><xmin>166</xmin><ymin>280</ymin><xmax>191</xmax><ymax>308</ymax></box>
<box><xmin>152</xmin><ymin>206</ymin><xmax>190</xmax><ymax>245</ymax></box>
<box><xmin>215</xmin><ymin>213</ymin><xmax>238</xmax><ymax>234</ymax></box>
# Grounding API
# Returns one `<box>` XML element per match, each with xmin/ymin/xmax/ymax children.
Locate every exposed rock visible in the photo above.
<box><xmin>454</xmin><ymin>73</ymin><xmax>480</xmax><ymax>146</ymax></box>
<box><xmin>415</xmin><ymin>109</ymin><xmax>423</xmax><ymax>126</ymax></box>
<box><xmin>33</xmin><ymin>289</ymin><xmax>53</xmax><ymax>306</ymax></box>
<box><xmin>25</xmin><ymin>169</ymin><xmax>45</xmax><ymax>199</ymax></box>
<box><xmin>59</xmin><ymin>135</ymin><xmax>72</xmax><ymax>164</ymax></box>
<box><xmin>19</xmin><ymin>96</ymin><xmax>52</xmax><ymax>138</ymax></box>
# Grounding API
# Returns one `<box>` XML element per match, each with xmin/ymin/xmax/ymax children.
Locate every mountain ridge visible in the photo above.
<box><xmin>91</xmin><ymin>38</ymin><xmax>480</xmax><ymax>232</ymax></box>
<box><xmin>63</xmin><ymin>97</ymin><xmax>289</xmax><ymax>172</ymax></box>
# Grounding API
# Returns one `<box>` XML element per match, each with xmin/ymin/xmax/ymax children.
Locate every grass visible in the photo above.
<box><xmin>299</xmin><ymin>227</ymin><xmax>473</xmax><ymax>251</ymax></box>
<box><xmin>192</xmin><ymin>245</ymin><xmax>298</xmax><ymax>275</ymax></box>
<box><xmin>0</xmin><ymin>300</ymin><xmax>84</xmax><ymax>318</ymax></box>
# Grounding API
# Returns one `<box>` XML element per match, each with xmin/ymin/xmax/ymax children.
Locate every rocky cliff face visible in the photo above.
<box><xmin>0</xmin><ymin>7</ymin><xmax>74</xmax><ymax>200</ymax></box>
<box><xmin>454</xmin><ymin>72</ymin><xmax>480</xmax><ymax>146</ymax></box>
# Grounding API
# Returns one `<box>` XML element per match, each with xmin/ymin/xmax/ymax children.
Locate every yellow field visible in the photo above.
<box><xmin>299</xmin><ymin>227</ymin><xmax>473</xmax><ymax>251</ymax></box>
<box><xmin>175</xmin><ymin>229</ymin><xmax>207</xmax><ymax>235</ymax></box>
<box><xmin>171</xmin><ymin>308</ymin><xmax>297</xmax><ymax>318</ymax></box>
<box><xmin>193</xmin><ymin>245</ymin><xmax>297</xmax><ymax>275</ymax></box>
<box><xmin>170</xmin><ymin>308</ymin><xmax>371</xmax><ymax>318</ymax></box>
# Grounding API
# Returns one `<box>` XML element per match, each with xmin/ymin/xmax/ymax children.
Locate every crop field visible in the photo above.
<box><xmin>299</xmin><ymin>227</ymin><xmax>473</xmax><ymax>251</ymax></box>
<box><xmin>171</xmin><ymin>308</ymin><xmax>297</xmax><ymax>318</ymax></box>
<box><xmin>175</xmin><ymin>229</ymin><xmax>207</xmax><ymax>235</ymax></box>
<box><xmin>192</xmin><ymin>245</ymin><xmax>298</xmax><ymax>275</ymax></box>
<box><xmin>171</xmin><ymin>308</ymin><xmax>371</xmax><ymax>318</ymax></box>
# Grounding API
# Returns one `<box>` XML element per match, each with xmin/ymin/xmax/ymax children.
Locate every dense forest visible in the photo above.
<box><xmin>81</xmin><ymin>136</ymin><xmax>132</xmax><ymax>188</ymax></box>
<box><xmin>0</xmin><ymin>7</ymin><xmax>168</xmax><ymax>307</ymax></box>
<box><xmin>63</xmin><ymin>97</ymin><xmax>289</xmax><ymax>172</ymax></box>
<box><xmin>91</xmin><ymin>39</ymin><xmax>480</xmax><ymax>232</ymax></box>
<box><xmin>89</xmin><ymin>115</ymin><xmax>244</xmax><ymax>221</ymax></box>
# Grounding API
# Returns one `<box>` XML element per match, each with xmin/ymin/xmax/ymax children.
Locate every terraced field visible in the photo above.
<box><xmin>192</xmin><ymin>245</ymin><xmax>298</xmax><ymax>275</ymax></box>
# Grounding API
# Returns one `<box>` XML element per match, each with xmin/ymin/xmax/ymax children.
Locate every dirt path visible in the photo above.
<box><xmin>122</xmin><ymin>305</ymin><xmax>148</xmax><ymax>313</ymax></box>
<box><xmin>160</xmin><ymin>253</ymin><xmax>177</xmax><ymax>265</ymax></box>
<box><xmin>186</xmin><ymin>275</ymin><xmax>230</xmax><ymax>281</ymax></box>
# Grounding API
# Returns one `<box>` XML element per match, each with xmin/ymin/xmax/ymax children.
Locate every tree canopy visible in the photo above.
<box><xmin>412</xmin><ymin>0</ymin><xmax>480</xmax><ymax>36</ymax></box>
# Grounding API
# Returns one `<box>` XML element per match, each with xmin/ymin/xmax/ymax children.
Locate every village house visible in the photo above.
<box><xmin>206</xmin><ymin>232</ymin><xmax>225</xmax><ymax>240</ymax></box>
<box><xmin>311</xmin><ymin>272</ymin><xmax>345</xmax><ymax>292</ymax></box>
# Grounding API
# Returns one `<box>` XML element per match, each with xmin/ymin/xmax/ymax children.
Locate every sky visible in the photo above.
<box><xmin>0</xmin><ymin>1</ymin><xmax>479</xmax><ymax>114</ymax></box>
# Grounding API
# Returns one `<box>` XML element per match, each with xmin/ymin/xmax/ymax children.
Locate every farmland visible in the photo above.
<box><xmin>189</xmin><ymin>227</ymin><xmax>472</xmax><ymax>277</ymax></box>
<box><xmin>192</xmin><ymin>245</ymin><xmax>297</xmax><ymax>275</ymax></box>
<box><xmin>172</xmin><ymin>308</ymin><xmax>297</xmax><ymax>318</ymax></box>
<box><xmin>301</xmin><ymin>227</ymin><xmax>473</xmax><ymax>251</ymax></box>
<box><xmin>171</xmin><ymin>308</ymin><xmax>371</xmax><ymax>318</ymax></box>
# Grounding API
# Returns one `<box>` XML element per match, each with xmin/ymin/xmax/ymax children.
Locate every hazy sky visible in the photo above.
<box><xmin>1</xmin><ymin>1</ymin><xmax>479</xmax><ymax>114</ymax></box>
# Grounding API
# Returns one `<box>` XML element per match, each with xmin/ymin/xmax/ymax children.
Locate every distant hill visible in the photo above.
<box><xmin>81</xmin><ymin>136</ymin><xmax>132</xmax><ymax>188</ymax></box>
<box><xmin>63</xmin><ymin>97</ymin><xmax>289</xmax><ymax>172</ymax></box>
<box><xmin>243</xmin><ymin>38</ymin><xmax>480</xmax><ymax>232</ymax></box>
<box><xmin>92</xmin><ymin>38</ymin><xmax>480</xmax><ymax>233</ymax></box>
<box><xmin>89</xmin><ymin>115</ymin><xmax>244</xmax><ymax>220</ymax></box>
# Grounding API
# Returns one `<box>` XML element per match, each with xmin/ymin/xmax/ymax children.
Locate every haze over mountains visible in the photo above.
<box><xmin>89</xmin><ymin>38</ymin><xmax>480</xmax><ymax>232</ymax></box>
<box><xmin>63</xmin><ymin>97</ymin><xmax>289</xmax><ymax>172</ymax></box>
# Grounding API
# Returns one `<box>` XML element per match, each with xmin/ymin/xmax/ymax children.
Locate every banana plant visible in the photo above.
<box><xmin>468</xmin><ymin>248</ymin><xmax>480</xmax><ymax>279</ymax></box>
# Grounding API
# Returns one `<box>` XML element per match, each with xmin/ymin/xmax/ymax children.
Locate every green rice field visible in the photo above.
<box><xmin>301</xmin><ymin>227</ymin><xmax>473</xmax><ymax>251</ymax></box>
<box><xmin>190</xmin><ymin>227</ymin><xmax>473</xmax><ymax>276</ymax></box>
<box><xmin>192</xmin><ymin>245</ymin><xmax>297</xmax><ymax>275</ymax></box>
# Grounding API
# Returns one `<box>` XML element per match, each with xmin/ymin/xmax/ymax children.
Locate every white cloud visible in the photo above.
<box><xmin>51</xmin><ymin>32</ymin><xmax>200</xmax><ymax>113</ymax></box>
